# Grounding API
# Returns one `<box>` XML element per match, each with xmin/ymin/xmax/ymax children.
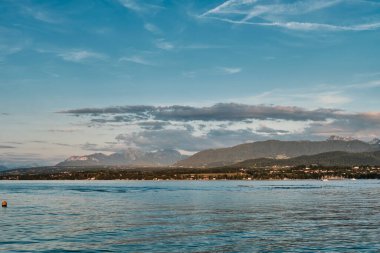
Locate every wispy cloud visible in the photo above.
<box><xmin>0</xmin><ymin>145</ymin><xmax>15</xmax><ymax>149</ymax></box>
<box><xmin>155</xmin><ymin>39</ymin><xmax>174</xmax><ymax>50</ymax></box>
<box><xmin>0</xmin><ymin>28</ymin><xmax>29</xmax><ymax>60</ymax></box>
<box><xmin>182</xmin><ymin>66</ymin><xmax>242</xmax><ymax>78</ymax></box>
<box><xmin>60</xmin><ymin>103</ymin><xmax>341</xmax><ymax>122</ymax></box>
<box><xmin>0</xmin><ymin>152</ymin><xmax>53</xmax><ymax>168</ymax></box>
<box><xmin>58</xmin><ymin>50</ymin><xmax>106</xmax><ymax>62</ymax></box>
<box><xmin>117</xmin><ymin>0</ymin><xmax>163</xmax><ymax>14</ymax></box>
<box><xmin>144</xmin><ymin>23</ymin><xmax>162</xmax><ymax>34</ymax></box>
<box><xmin>59</xmin><ymin>102</ymin><xmax>380</xmax><ymax>151</ymax></box>
<box><xmin>201</xmin><ymin>0</ymin><xmax>380</xmax><ymax>31</ymax></box>
<box><xmin>0</xmin><ymin>44</ymin><xmax>23</xmax><ymax>57</ymax></box>
<box><xmin>17</xmin><ymin>3</ymin><xmax>63</xmax><ymax>24</ymax></box>
<box><xmin>179</xmin><ymin>44</ymin><xmax>228</xmax><ymax>50</ymax></box>
<box><xmin>218</xmin><ymin>67</ymin><xmax>242</xmax><ymax>74</ymax></box>
<box><xmin>115</xmin><ymin>128</ymin><xmax>257</xmax><ymax>151</ymax></box>
<box><xmin>347</xmin><ymin>80</ymin><xmax>380</xmax><ymax>89</ymax></box>
<box><xmin>233</xmin><ymin>79</ymin><xmax>380</xmax><ymax>109</ymax></box>
<box><xmin>256</xmin><ymin>125</ymin><xmax>289</xmax><ymax>135</ymax></box>
<box><xmin>119</xmin><ymin>55</ymin><xmax>154</xmax><ymax>66</ymax></box>
<box><xmin>315</xmin><ymin>92</ymin><xmax>352</xmax><ymax>106</ymax></box>
<box><xmin>48</xmin><ymin>128</ymin><xmax>81</xmax><ymax>133</ymax></box>
<box><xmin>206</xmin><ymin>17</ymin><xmax>380</xmax><ymax>32</ymax></box>
<box><xmin>118</xmin><ymin>0</ymin><xmax>144</xmax><ymax>12</ymax></box>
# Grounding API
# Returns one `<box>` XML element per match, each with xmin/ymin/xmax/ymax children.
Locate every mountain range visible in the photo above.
<box><xmin>175</xmin><ymin>137</ymin><xmax>380</xmax><ymax>168</ymax></box>
<box><xmin>230</xmin><ymin>151</ymin><xmax>380</xmax><ymax>168</ymax></box>
<box><xmin>55</xmin><ymin>136</ymin><xmax>380</xmax><ymax>168</ymax></box>
<box><xmin>2</xmin><ymin>136</ymin><xmax>380</xmax><ymax>171</ymax></box>
<box><xmin>57</xmin><ymin>149</ymin><xmax>188</xmax><ymax>167</ymax></box>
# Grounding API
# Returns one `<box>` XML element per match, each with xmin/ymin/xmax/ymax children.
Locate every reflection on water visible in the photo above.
<box><xmin>1</xmin><ymin>180</ymin><xmax>379</xmax><ymax>252</ymax></box>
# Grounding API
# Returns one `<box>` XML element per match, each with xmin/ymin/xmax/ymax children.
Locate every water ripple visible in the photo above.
<box><xmin>1</xmin><ymin>180</ymin><xmax>379</xmax><ymax>252</ymax></box>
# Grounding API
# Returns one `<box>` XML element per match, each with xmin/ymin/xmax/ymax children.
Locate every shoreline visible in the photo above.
<box><xmin>0</xmin><ymin>178</ymin><xmax>369</xmax><ymax>181</ymax></box>
<box><xmin>1</xmin><ymin>165</ymin><xmax>379</xmax><ymax>180</ymax></box>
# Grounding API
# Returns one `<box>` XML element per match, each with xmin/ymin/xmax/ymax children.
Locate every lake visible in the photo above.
<box><xmin>1</xmin><ymin>180</ymin><xmax>379</xmax><ymax>252</ymax></box>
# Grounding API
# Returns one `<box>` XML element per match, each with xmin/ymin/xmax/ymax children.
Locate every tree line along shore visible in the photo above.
<box><xmin>1</xmin><ymin>165</ymin><xmax>380</xmax><ymax>180</ymax></box>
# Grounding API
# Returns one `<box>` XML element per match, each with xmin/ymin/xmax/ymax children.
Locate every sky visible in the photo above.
<box><xmin>1</xmin><ymin>0</ymin><xmax>380</xmax><ymax>167</ymax></box>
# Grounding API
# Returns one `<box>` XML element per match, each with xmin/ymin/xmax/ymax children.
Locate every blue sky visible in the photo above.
<box><xmin>1</xmin><ymin>0</ymin><xmax>380</xmax><ymax>167</ymax></box>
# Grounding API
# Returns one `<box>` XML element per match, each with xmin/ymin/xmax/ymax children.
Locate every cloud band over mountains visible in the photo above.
<box><xmin>59</xmin><ymin>103</ymin><xmax>380</xmax><ymax>152</ymax></box>
<box><xmin>60</xmin><ymin>103</ymin><xmax>342</xmax><ymax>122</ymax></box>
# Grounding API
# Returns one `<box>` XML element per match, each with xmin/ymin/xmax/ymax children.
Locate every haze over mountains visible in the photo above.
<box><xmin>231</xmin><ymin>151</ymin><xmax>380</xmax><ymax>168</ymax></box>
<box><xmin>57</xmin><ymin>149</ymin><xmax>188</xmax><ymax>167</ymax></box>
<box><xmin>54</xmin><ymin>136</ymin><xmax>380</xmax><ymax>168</ymax></box>
<box><xmin>175</xmin><ymin>136</ymin><xmax>380</xmax><ymax>168</ymax></box>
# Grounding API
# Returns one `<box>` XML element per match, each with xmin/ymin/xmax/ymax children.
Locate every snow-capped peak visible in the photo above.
<box><xmin>67</xmin><ymin>156</ymin><xmax>89</xmax><ymax>161</ymax></box>
<box><xmin>369</xmin><ymin>138</ymin><xmax>380</xmax><ymax>145</ymax></box>
<box><xmin>327</xmin><ymin>135</ymin><xmax>355</xmax><ymax>141</ymax></box>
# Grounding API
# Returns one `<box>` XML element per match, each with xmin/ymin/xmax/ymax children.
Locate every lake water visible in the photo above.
<box><xmin>1</xmin><ymin>180</ymin><xmax>379</xmax><ymax>252</ymax></box>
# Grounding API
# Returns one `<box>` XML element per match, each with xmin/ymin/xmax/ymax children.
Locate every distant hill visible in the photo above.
<box><xmin>230</xmin><ymin>151</ymin><xmax>380</xmax><ymax>168</ymax></box>
<box><xmin>57</xmin><ymin>149</ymin><xmax>188</xmax><ymax>167</ymax></box>
<box><xmin>369</xmin><ymin>138</ymin><xmax>380</xmax><ymax>145</ymax></box>
<box><xmin>175</xmin><ymin>137</ymin><xmax>380</xmax><ymax>168</ymax></box>
<box><xmin>0</xmin><ymin>165</ymin><xmax>7</xmax><ymax>171</ymax></box>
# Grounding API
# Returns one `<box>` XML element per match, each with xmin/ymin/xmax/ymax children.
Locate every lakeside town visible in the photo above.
<box><xmin>1</xmin><ymin>165</ymin><xmax>380</xmax><ymax>180</ymax></box>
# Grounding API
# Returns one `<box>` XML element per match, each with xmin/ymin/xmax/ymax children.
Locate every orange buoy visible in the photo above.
<box><xmin>2</xmin><ymin>200</ymin><xmax>7</xmax><ymax>207</ymax></box>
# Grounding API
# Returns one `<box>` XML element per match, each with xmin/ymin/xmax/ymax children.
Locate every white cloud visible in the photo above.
<box><xmin>118</xmin><ymin>0</ymin><xmax>143</xmax><ymax>12</ymax></box>
<box><xmin>119</xmin><ymin>55</ymin><xmax>154</xmax><ymax>65</ymax></box>
<box><xmin>232</xmin><ymin>78</ymin><xmax>380</xmax><ymax>109</ymax></box>
<box><xmin>144</xmin><ymin>23</ymin><xmax>162</xmax><ymax>34</ymax></box>
<box><xmin>60</xmin><ymin>102</ymin><xmax>380</xmax><ymax>152</ymax></box>
<box><xmin>155</xmin><ymin>39</ymin><xmax>174</xmax><ymax>50</ymax></box>
<box><xmin>48</xmin><ymin>128</ymin><xmax>81</xmax><ymax>133</ymax></box>
<box><xmin>219</xmin><ymin>67</ymin><xmax>242</xmax><ymax>74</ymax></box>
<box><xmin>203</xmin><ymin>0</ymin><xmax>342</xmax><ymax>19</ymax></box>
<box><xmin>241</xmin><ymin>0</ymin><xmax>343</xmax><ymax>22</ymax></box>
<box><xmin>117</xmin><ymin>0</ymin><xmax>163</xmax><ymax>13</ymax></box>
<box><xmin>182</xmin><ymin>71</ymin><xmax>197</xmax><ymax>78</ymax></box>
<box><xmin>207</xmin><ymin>17</ymin><xmax>380</xmax><ymax>31</ymax></box>
<box><xmin>0</xmin><ymin>45</ymin><xmax>22</xmax><ymax>57</ymax></box>
<box><xmin>273</xmin><ymin>21</ymin><xmax>380</xmax><ymax>32</ymax></box>
<box><xmin>18</xmin><ymin>4</ymin><xmax>63</xmax><ymax>24</ymax></box>
<box><xmin>348</xmin><ymin>80</ymin><xmax>380</xmax><ymax>89</ymax></box>
<box><xmin>316</xmin><ymin>92</ymin><xmax>351</xmax><ymax>106</ymax></box>
<box><xmin>202</xmin><ymin>0</ymin><xmax>259</xmax><ymax>17</ymax></box>
<box><xmin>181</xmin><ymin>65</ymin><xmax>242</xmax><ymax>78</ymax></box>
<box><xmin>201</xmin><ymin>0</ymin><xmax>380</xmax><ymax>31</ymax></box>
<box><xmin>0</xmin><ymin>28</ymin><xmax>30</xmax><ymax>61</ymax></box>
<box><xmin>58</xmin><ymin>50</ymin><xmax>106</xmax><ymax>62</ymax></box>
